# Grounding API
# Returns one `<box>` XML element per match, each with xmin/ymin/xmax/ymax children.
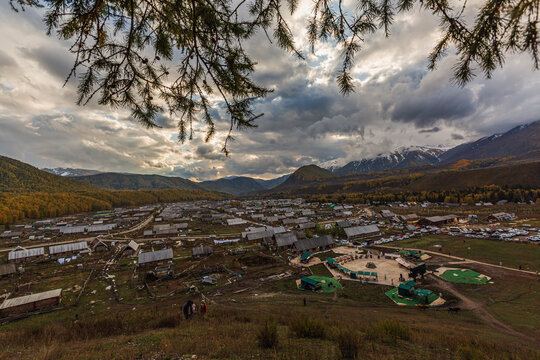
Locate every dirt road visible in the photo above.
<box><xmin>429</xmin><ymin>275</ymin><xmax>536</xmax><ymax>343</ymax></box>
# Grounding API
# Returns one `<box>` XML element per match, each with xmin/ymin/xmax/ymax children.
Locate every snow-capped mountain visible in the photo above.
<box><xmin>42</xmin><ymin>167</ymin><xmax>102</xmax><ymax>177</ymax></box>
<box><xmin>328</xmin><ymin>146</ymin><xmax>444</xmax><ymax>175</ymax></box>
<box><xmin>439</xmin><ymin>120</ymin><xmax>540</xmax><ymax>163</ymax></box>
<box><xmin>318</xmin><ymin>158</ymin><xmax>348</xmax><ymax>172</ymax></box>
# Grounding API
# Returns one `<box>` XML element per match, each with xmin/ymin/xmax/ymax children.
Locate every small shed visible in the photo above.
<box><xmin>300</xmin><ymin>252</ymin><xmax>312</xmax><ymax>263</ymax></box>
<box><xmin>90</xmin><ymin>239</ymin><xmax>109</xmax><ymax>252</ymax></box>
<box><xmin>398</xmin><ymin>280</ymin><xmax>416</xmax><ymax>297</ymax></box>
<box><xmin>122</xmin><ymin>240</ymin><xmax>140</xmax><ymax>256</ymax></box>
<box><xmin>0</xmin><ymin>263</ymin><xmax>16</xmax><ymax>277</ymax></box>
<box><xmin>192</xmin><ymin>246</ymin><xmax>214</xmax><ymax>258</ymax></box>
<box><xmin>300</xmin><ymin>277</ymin><xmax>322</xmax><ymax>291</ymax></box>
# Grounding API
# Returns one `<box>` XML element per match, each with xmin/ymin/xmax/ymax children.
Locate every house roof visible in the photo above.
<box><xmin>344</xmin><ymin>225</ymin><xmax>380</xmax><ymax>238</ymax></box>
<box><xmin>124</xmin><ymin>240</ymin><xmax>140</xmax><ymax>252</ymax></box>
<box><xmin>8</xmin><ymin>247</ymin><xmax>45</xmax><ymax>261</ymax></box>
<box><xmin>294</xmin><ymin>235</ymin><xmax>334</xmax><ymax>252</ymax></box>
<box><xmin>301</xmin><ymin>276</ymin><xmax>320</xmax><ymax>286</ymax></box>
<box><xmin>138</xmin><ymin>248</ymin><xmax>173</xmax><ymax>264</ymax></box>
<box><xmin>423</xmin><ymin>215</ymin><xmax>457</xmax><ymax>223</ymax></box>
<box><xmin>0</xmin><ymin>289</ymin><xmax>62</xmax><ymax>310</ymax></box>
<box><xmin>275</xmin><ymin>232</ymin><xmax>297</xmax><ymax>247</ymax></box>
<box><xmin>246</xmin><ymin>230</ymin><xmax>274</xmax><ymax>241</ymax></box>
<box><xmin>49</xmin><ymin>241</ymin><xmax>88</xmax><ymax>255</ymax></box>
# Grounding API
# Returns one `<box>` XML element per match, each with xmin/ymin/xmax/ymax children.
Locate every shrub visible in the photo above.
<box><xmin>257</xmin><ymin>321</ymin><xmax>279</xmax><ymax>349</ymax></box>
<box><xmin>364</xmin><ymin>319</ymin><xmax>410</xmax><ymax>344</ymax></box>
<box><xmin>289</xmin><ymin>316</ymin><xmax>327</xmax><ymax>339</ymax></box>
<box><xmin>335</xmin><ymin>327</ymin><xmax>361</xmax><ymax>360</ymax></box>
<box><xmin>457</xmin><ymin>345</ymin><xmax>489</xmax><ymax>360</ymax></box>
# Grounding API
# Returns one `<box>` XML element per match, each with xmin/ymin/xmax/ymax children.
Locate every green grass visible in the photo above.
<box><xmin>439</xmin><ymin>269</ymin><xmax>489</xmax><ymax>284</ymax></box>
<box><xmin>309</xmin><ymin>263</ymin><xmax>333</xmax><ymax>277</ymax></box>
<box><xmin>312</xmin><ymin>250</ymin><xmax>339</xmax><ymax>260</ymax></box>
<box><xmin>383</xmin><ymin>235</ymin><xmax>540</xmax><ymax>271</ymax></box>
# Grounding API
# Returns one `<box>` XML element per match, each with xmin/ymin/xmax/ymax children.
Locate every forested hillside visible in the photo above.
<box><xmin>75</xmin><ymin>173</ymin><xmax>204</xmax><ymax>190</ymax></box>
<box><xmin>0</xmin><ymin>156</ymin><xmax>225</xmax><ymax>225</ymax></box>
<box><xmin>264</xmin><ymin>162</ymin><xmax>540</xmax><ymax>204</ymax></box>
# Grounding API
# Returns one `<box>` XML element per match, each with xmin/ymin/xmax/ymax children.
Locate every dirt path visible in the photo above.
<box><xmin>428</xmin><ymin>275</ymin><xmax>536</xmax><ymax>343</ymax></box>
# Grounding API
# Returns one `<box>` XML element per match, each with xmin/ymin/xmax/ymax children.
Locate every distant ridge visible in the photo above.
<box><xmin>42</xmin><ymin>167</ymin><xmax>103</xmax><ymax>177</ymax></box>
<box><xmin>74</xmin><ymin>172</ymin><xmax>205</xmax><ymax>191</ymax></box>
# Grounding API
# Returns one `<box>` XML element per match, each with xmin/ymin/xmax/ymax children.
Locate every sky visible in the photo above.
<box><xmin>0</xmin><ymin>1</ymin><xmax>539</xmax><ymax>181</ymax></box>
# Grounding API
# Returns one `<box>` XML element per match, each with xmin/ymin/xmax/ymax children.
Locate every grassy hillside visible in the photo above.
<box><xmin>75</xmin><ymin>173</ymin><xmax>204</xmax><ymax>191</ymax></box>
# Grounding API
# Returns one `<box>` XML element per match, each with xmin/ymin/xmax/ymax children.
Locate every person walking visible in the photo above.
<box><xmin>200</xmin><ymin>300</ymin><xmax>208</xmax><ymax>317</ymax></box>
<box><xmin>191</xmin><ymin>302</ymin><xmax>197</xmax><ymax>318</ymax></box>
<box><xmin>183</xmin><ymin>300</ymin><xmax>193</xmax><ymax>320</ymax></box>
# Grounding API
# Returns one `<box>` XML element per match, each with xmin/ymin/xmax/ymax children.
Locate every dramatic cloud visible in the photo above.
<box><xmin>0</xmin><ymin>1</ymin><xmax>539</xmax><ymax>180</ymax></box>
<box><xmin>419</xmin><ymin>127</ymin><xmax>441</xmax><ymax>133</ymax></box>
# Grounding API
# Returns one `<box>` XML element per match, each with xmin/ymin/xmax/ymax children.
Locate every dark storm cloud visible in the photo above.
<box><xmin>391</xmin><ymin>85</ymin><xmax>475</xmax><ymax>127</ymax></box>
<box><xmin>195</xmin><ymin>144</ymin><xmax>224</xmax><ymax>160</ymax></box>
<box><xmin>2</xmin><ymin>1</ymin><xmax>540</xmax><ymax>180</ymax></box>
<box><xmin>419</xmin><ymin>126</ymin><xmax>441</xmax><ymax>133</ymax></box>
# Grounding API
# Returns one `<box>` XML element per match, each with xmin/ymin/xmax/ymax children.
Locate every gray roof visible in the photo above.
<box><xmin>87</xmin><ymin>224</ymin><xmax>116</xmax><ymax>232</ymax></box>
<box><xmin>336</xmin><ymin>220</ymin><xmax>351</xmax><ymax>228</ymax></box>
<box><xmin>0</xmin><ymin>263</ymin><xmax>16</xmax><ymax>276</ymax></box>
<box><xmin>60</xmin><ymin>226</ymin><xmax>86</xmax><ymax>234</ymax></box>
<box><xmin>294</xmin><ymin>235</ymin><xmax>334</xmax><ymax>252</ymax></box>
<box><xmin>344</xmin><ymin>225</ymin><xmax>380</xmax><ymax>238</ymax></box>
<box><xmin>138</xmin><ymin>248</ymin><xmax>173</xmax><ymax>264</ymax></box>
<box><xmin>0</xmin><ymin>289</ymin><xmax>62</xmax><ymax>310</ymax></box>
<box><xmin>271</xmin><ymin>226</ymin><xmax>288</xmax><ymax>234</ymax></box>
<box><xmin>297</xmin><ymin>222</ymin><xmax>315</xmax><ymax>229</ymax></box>
<box><xmin>247</xmin><ymin>230</ymin><xmax>274</xmax><ymax>241</ymax></box>
<box><xmin>8</xmin><ymin>247</ymin><xmax>45</xmax><ymax>261</ymax></box>
<box><xmin>274</xmin><ymin>232</ymin><xmax>298</xmax><ymax>247</ymax></box>
<box><xmin>126</xmin><ymin>240</ymin><xmax>140</xmax><ymax>252</ymax></box>
<box><xmin>0</xmin><ymin>231</ymin><xmax>22</xmax><ymax>238</ymax></box>
<box><xmin>192</xmin><ymin>246</ymin><xmax>214</xmax><ymax>257</ymax></box>
<box><xmin>423</xmin><ymin>215</ymin><xmax>457</xmax><ymax>223</ymax></box>
<box><xmin>49</xmin><ymin>241</ymin><xmax>88</xmax><ymax>255</ymax></box>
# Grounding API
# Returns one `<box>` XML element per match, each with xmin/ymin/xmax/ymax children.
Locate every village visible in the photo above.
<box><xmin>0</xmin><ymin>199</ymin><xmax>539</xmax><ymax>322</ymax></box>
<box><xmin>0</xmin><ymin>199</ymin><xmax>538</xmax><ymax>358</ymax></box>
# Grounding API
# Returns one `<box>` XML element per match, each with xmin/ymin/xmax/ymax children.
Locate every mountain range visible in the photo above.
<box><xmin>322</xmin><ymin>121</ymin><xmax>539</xmax><ymax>175</ymax></box>
<box><xmin>39</xmin><ymin>120</ymin><xmax>540</xmax><ymax>195</ymax></box>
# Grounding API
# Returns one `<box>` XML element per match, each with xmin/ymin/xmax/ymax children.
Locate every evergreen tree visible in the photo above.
<box><xmin>9</xmin><ymin>0</ymin><xmax>540</xmax><ymax>153</ymax></box>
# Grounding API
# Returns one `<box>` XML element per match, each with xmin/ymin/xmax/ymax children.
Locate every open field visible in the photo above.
<box><xmin>0</xmin><ymin>274</ymin><xmax>538</xmax><ymax>360</ymax></box>
<box><xmin>383</xmin><ymin>235</ymin><xmax>540</xmax><ymax>271</ymax></box>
